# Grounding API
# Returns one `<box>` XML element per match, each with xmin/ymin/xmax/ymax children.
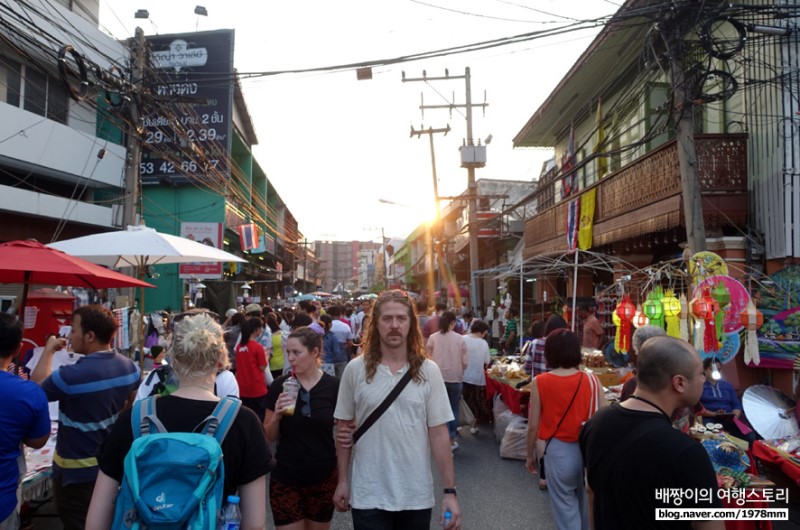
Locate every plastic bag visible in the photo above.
<box><xmin>500</xmin><ymin>415</ymin><xmax>529</xmax><ymax>460</ymax></box>
<box><xmin>493</xmin><ymin>394</ymin><xmax>515</xmax><ymax>442</ymax></box>
<box><xmin>459</xmin><ymin>397</ymin><xmax>475</xmax><ymax>427</ymax></box>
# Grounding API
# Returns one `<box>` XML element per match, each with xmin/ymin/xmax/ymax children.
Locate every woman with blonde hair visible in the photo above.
<box><xmin>265</xmin><ymin>326</ymin><xmax>339</xmax><ymax>530</ymax></box>
<box><xmin>86</xmin><ymin>311</ymin><xmax>271</xmax><ymax>530</ymax></box>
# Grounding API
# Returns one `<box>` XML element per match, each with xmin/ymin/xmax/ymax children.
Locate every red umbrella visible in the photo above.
<box><xmin>0</xmin><ymin>240</ymin><xmax>154</xmax><ymax>316</ymax></box>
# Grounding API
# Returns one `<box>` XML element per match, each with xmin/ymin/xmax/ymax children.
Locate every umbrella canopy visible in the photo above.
<box><xmin>0</xmin><ymin>240</ymin><xmax>154</xmax><ymax>290</ymax></box>
<box><xmin>296</xmin><ymin>294</ymin><xmax>321</xmax><ymax>302</ymax></box>
<box><xmin>309</xmin><ymin>291</ymin><xmax>333</xmax><ymax>298</ymax></box>
<box><xmin>742</xmin><ymin>385</ymin><xmax>799</xmax><ymax>440</ymax></box>
<box><xmin>0</xmin><ymin>240</ymin><xmax>154</xmax><ymax>317</ymax></box>
<box><xmin>48</xmin><ymin>224</ymin><xmax>246</xmax><ymax>269</ymax></box>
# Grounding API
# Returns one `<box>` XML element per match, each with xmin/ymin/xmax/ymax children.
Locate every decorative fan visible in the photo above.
<box><xmin>742</xmin><ymin>385</ymin><xmax>799</xmax><ymax>440</ymax></box>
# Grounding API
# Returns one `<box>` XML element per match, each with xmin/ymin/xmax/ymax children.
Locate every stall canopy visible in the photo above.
<box><xmin>473</xmin><ymin>249</ymin><xmax>637</xmax><ymax>350</ymax></box>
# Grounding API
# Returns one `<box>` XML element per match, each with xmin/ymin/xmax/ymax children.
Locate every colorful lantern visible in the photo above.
<box><xmin>612</xmin><ymin>310</ymin><xmax>622</xmax><ymax>353</ymax></box>
<box><xmin>739</xmin><ymin>299</ymin><xmax>763</xmax><ymax>365</ymax></box>
<box><xmin>692</xmin><ymin>288</ymin><xmax>720</xmax><ymax>353</ymax></box>
<box><xmin>643</xmin><ymin>289</ymin><xmax>665</xmax><ymax>329</ymax></box>
<box><xmin>633</xmin><ymin>304</ymin><xmax>649</xmax><ymax>328</ymax></box>
<box><xmin>711</xmin><ymin>281</ymin><xmax>731</xmax><ymax>345</ymax></box>
<box><xmin>662</xmin><ymin>289</ymin><xmax>681</xmax><ymax>338</ymax></box>
<box><xmin>615</xmin><ymin>295</ymin><xmax>636</xmax><ymax>353</ymax></box>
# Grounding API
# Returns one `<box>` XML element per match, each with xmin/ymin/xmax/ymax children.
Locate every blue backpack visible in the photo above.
<box><xmin>112</xmin><ymin>396</ymin><xmax>241</xmax><ymax>530</ymax></box>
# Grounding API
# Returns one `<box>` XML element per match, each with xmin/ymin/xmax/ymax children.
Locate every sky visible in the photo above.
<box><xmin>98</xmin><ymin>0</ymin><xmax>618</xmax><ymax>243</ymax></box>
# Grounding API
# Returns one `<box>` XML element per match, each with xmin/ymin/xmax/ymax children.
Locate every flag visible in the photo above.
<box><xmin>594</xmin><ymin>98</ymin><xmax>608</xmax><ymax>180</ymax></box>
<box><xmin>238</xmin><ymin>223</ymin><xmax>258</xmax><ymax>251</ymax></box>
<box><xmin>561</xmin><ymin>123</ymin><xmax>576</xmax><ymax>196</ymax></box>
<box><xmin>578</xmin><ymin>188</ymin><xmax>596</xmax><ymax>250</ymax></box>
<box><xmin>566</xmin><ymin>198</ymin><xmax>580</xmax><ymax>253</ymax></box>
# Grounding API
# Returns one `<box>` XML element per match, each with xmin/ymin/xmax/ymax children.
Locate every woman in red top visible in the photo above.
<box><xmin>525</xmin><ymin>329</ymin><xmax>604</xmax><ymax>530</ymax></box>
<box><xmin>235</xmin><ymin>316</ymin><xmax>269</xmax><ymax>421</ymax></box>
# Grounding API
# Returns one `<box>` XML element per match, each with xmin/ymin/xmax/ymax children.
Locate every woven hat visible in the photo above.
<box><xmin>225</xmin><ymin>308</ymin><xmax>238</xmax><ymax>318</ymax></box>
<box><xmin>245</xmin><ymin>303</ymin><xmax>262</xmax><ymax>315</ymax></box>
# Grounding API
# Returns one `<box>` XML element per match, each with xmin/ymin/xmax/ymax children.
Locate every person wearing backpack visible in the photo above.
<box><xmin>86</xmin><ymin>311</ymin><xmax>271</xmax><ymax>530</ymax></box>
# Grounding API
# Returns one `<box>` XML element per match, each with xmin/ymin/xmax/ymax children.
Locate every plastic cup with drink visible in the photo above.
<box><xmin>282</xmin><ymin>373</ymin><xmax>300</xmax><ymax>416</ymax></box>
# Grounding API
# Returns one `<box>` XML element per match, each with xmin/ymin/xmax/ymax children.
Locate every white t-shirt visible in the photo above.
<box><xmin>135</xmin><ymin>368</ymin><xmax>240</xmax><ymax>401</ymax></box>
<box><xmin>334</xmin><ymin>356</ymin><xmax>453</xmax><ymax>511</ymax></box>
<box><xmin>463</xmin><ymin>336</ymin><xmax>491</xmax><ymax>386</ymax></box>
<box><xmin>330</xmin><ymin>319</ymin><xmax>354</xmax><ymax>347</ymax></box>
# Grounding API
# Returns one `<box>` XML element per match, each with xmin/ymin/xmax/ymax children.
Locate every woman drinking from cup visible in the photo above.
<box><xmin>264</xmin><ymin>327</ymin><xmax>340</xmax><ymax>530</ymax></box>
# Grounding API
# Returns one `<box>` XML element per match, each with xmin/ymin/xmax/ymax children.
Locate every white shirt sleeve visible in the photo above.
<box><xmin>215</xmin><ymin>370</ymin><xmax>240</xmax><ymax>398</ymax></box>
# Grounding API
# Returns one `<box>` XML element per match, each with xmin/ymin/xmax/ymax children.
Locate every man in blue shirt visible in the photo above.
<box><xmin>0</xmin><ymin>314</ymin><xmax>50</xmax><ymax>530</ymax></box>
<box><xmin>31</xmin><ymin>305</ymin><xmax>139</xmax><ymax>530</ymax></box>
<box><xmin>699</xmin><ymin>357</ymin><xmax>755</xmax><ymax>444</ymax></box>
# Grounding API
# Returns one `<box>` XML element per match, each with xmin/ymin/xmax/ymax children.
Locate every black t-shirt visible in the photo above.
<box><xmin>265</xmin><ymin>373</ymin><xmax>339</xmax><ymax>486</ymax></box>
<box><xmin>99</xmin><ymin>396</ymin><xmax>271</xmax><ymax>497</ymax></box>
<box><xmin>579</xmin><ymin>404</ymin><xmax>721</xmax><ymax>530</ymax></box>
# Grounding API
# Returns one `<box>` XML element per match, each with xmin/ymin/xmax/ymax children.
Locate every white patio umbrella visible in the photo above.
<box><xmin>48</xmin><ymin>224</ymin><xmax>246</xmax><ymax>269</ymax></box>
<box><xmin>48</xmin><ymin>224</ymin><xmax>247</xmax><ymax>366</ymax></box>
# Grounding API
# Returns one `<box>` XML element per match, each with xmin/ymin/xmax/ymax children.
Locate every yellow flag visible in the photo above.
<box><xmin>594</xmin><ymin>98</ymin><xmax>608</xmax><ymax>179</ymax></box>
<box><xmin>578</xmin><ymin>188</ymin><xmax>596</xmax><ymax>250</ymax></box>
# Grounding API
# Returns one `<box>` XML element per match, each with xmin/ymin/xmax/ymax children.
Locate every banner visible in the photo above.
<box><xmin>179</xmin><ymin>222</ymin><xmax>223</xmax><ymax>279</ymax></box>
<box><xmin>566</xmin><ymin>198</ymin><xmax>580</xmax><ymax>253</ymax></box>
<box><xmin>578</xmin><ymin>188</ymin><xmax>596</xmax><ymax>250</ymax></box>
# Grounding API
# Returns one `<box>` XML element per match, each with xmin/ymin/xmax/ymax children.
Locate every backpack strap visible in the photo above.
<box><xmin>132</xmin><ymin>396</ymin><xmax>168</xmax><ymax>438</ymax></box>
<box><xmin>198</xmin><ymin>396</ymin><xmax>242</xmax><ymax>444</ymax></box>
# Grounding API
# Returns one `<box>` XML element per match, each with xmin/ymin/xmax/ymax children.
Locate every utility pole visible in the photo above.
<box><xmin>122</xmin><ymin>27</ymin><xmax>146</xmax><ymax>228</ymax></box>
<box><xmin>402</xmin><ymin>68</ymin><xmax>488</xmax><ymax>313</ymax></box>
<box><xmin>666</xmin><ymin>14</ymin><xmax>707</xmax><ymax>252</ymax></box>
<box><xmin>410</xmin><ymin>124</ymin><xmax>450</xmax><ymax>303</ymax></box>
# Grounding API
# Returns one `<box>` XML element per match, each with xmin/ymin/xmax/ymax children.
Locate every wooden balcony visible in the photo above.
<box><xmin>523</xmin><ymin>134</ymin><xmax>748</xmax><ymax>257</ymax></box>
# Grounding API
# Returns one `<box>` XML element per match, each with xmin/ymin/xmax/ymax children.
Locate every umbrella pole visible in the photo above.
<box><xmin>137</xmin><ymin>265</ymin><xmax>146</xmax><ymax>373</ymax></box>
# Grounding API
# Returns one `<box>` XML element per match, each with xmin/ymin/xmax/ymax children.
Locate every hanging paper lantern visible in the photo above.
<box><xmin>643</xmin><ymin>290</ymin><xmax>665</xmax><ymax>330</ymax></box>
<box><xmin>711</xmin><ymin>281</ymin><xmax>731</xmax><ymax>345</ymax></box>
<box><xmin>615</xmin><ymin>295</ymin><xmax>635</xmax><ymax>353</ymax></box>
<box><xmin>633</xmin><ymin>304</ymin><xmax>649</xmax><ymax>328</ymax></box>
<box><xmin>662</xmin><ymin>289</ymin><xmax>681</xmax><ymax>338</ymax></box>
<box><xmin>739</xmin><ymin>299</ymin><xmax>763</xmax><ymax>365</ymax></box>
<box><xmin>692</xmin><ymin>288</ymin><xmax>720</xmax><ymax>353</ymax></box>
<box><xmin>679</xmin><ymin>293</ymin><xmax>689</xmax><ymax>342</ymax></box>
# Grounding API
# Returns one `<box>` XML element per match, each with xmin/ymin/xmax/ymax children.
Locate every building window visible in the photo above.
<box><xmin>0</xmin><ymin>58</ymin><xmax>22</xmax><ymax>106</ymax></box>
<box><xmin>2</xmin><ymin>60</ymin><xmax>70</xmax><ymax>125</ymax></box>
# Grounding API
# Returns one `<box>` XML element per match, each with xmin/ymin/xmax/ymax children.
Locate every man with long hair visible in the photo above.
<box><xmin>333</xmin><ymin>290</ymin><xmax>462</xmax><ymax>529</ymax></box>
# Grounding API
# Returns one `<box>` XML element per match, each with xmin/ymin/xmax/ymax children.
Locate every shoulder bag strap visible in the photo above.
<box><xmin>353</xmin><ymin>369</ymin><xmax>414</xmax><ymax>444</ymax></box>
<box><xmin>543</xmin><ymin>372</ymin><xmax>584</xmax><ymax>456</ymax></box>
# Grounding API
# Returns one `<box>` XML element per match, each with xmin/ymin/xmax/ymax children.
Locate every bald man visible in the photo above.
<box><xmin>579</xmin><ymin>337</ymin><xmax>723</xmax><ymax>530</ymax></box>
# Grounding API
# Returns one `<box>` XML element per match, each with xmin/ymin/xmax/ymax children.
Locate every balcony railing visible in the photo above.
<box><xmin>524</xmin><ymin>134</ymin><xmax>748</xmax><ymax>255</ymax></box>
